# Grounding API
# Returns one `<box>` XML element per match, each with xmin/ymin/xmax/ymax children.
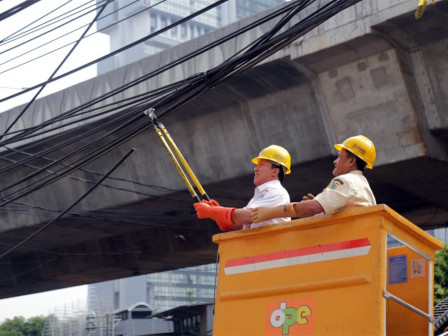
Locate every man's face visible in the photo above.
<box><xmin>253</xmin><ymin>159</ymin><xmax>279</xmax><ymax>187</ymax></box>
<box><xmin>332</xmin><ymin>148</ymin><xmax>355</xmax><ymax>176</ymax></box>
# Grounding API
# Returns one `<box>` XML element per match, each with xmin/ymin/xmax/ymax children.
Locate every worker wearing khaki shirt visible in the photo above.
<box><xmin>251</xmin><ymin>135</ymin><xmax>376</xmax><ymax>223</ymax></box>
<box><xmin>314</xmin><ymin>170</ymin><xmax>376</xmax><ymax>215</ymax></box>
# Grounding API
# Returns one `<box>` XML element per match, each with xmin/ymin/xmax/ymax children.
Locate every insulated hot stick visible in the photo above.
<box><xmin>145</xmin><ymin>108</ymin><xmax>210</xmax><ymax>202</ymax></box>
<box><xmin>152</xmin><ymin>123</ymin><xmax>201</xmax><ymax>203</ymax></box>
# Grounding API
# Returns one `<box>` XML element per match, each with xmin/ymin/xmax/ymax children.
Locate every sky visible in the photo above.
<box><xmin>0</xmin><ymin>0</ymin><xmax>110</xmax><ymax>322</ymax></box>
<box><xmin>0</xmin><ymin>285</ymin><xmax>87</xmax><ymax>322</ymax></box>
<box><xmin>0</xmin><ymin>0</ymin><xmax>110</xmax><ymax>111</ymax></box>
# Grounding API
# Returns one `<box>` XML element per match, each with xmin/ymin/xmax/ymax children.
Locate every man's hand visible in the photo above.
<box><xmin>251</xmin><ymin>203</ymin><xmax>297</xmax><ymax>223</ymax></box>
<box><xmin>194</xmin><ymin>201</ymin><xmax>235</xmax><ymax>231</ymax></box>
<box><xmin>194</xmin><ymin>202</ymin><xmax>213</xmax><ymax>219</ymax></box>
<box><xmin>202</xmin><ymin>199</ymin><xmax>220</xmax><ymax>207</ymax></box>
<box><xmin>302</xmin><ymin>193</ymin><xmax>315</xmax><ymax>201</ymax></box>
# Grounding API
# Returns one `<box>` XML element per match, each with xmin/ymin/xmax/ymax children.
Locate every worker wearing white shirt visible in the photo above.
<box><xmin>243</xmin><ymin>179</ymin><xmax>290</xmax><ymax>229</ymax></box>
<box><xmin>194</xmin><ymin>145</ymin><xmax>291</xmax><ymax>231</ymax></box>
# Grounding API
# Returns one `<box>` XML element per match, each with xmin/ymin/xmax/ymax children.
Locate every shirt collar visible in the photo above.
<box><xmin>255</xmin><ymin>179</ymin><xmax>281</xmax><ymax>191</ymax></box>
<box><xmin>348</xmin><ymin>170</ymin><xmax>363</xmax><ymax>175</ymax></box>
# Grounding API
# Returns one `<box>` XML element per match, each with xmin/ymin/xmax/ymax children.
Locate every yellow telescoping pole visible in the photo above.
<box><xmin>158</xmin><ymin>125</ymin><xmax>210</xmax><ymax>201</ymax></box>
<box><xmin>415</xmin><ymin>0</ymin><xmax>434</xmax><ymax>18</ymax></box>
<box><xmin>153</xmin><ymin>124</ymin><xmax>201</xmax><ymax>203</ymax></box>
<box><xmin>145</xmin><ymin>108</ymin><xmax>210</xmax><ymax>202</ymax></box>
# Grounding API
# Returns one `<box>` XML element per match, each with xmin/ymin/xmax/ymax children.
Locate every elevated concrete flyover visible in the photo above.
<box><xmin>0</xmin><ymin>0</ymin><xmax>447</xmax><ymax>299</ymax></box>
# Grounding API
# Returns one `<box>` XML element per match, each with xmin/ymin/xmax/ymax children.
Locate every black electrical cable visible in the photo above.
<box><xmin>0</xmin><ymin>0</ymin><xmax>370</xmax><ymax>287</ymax></box>
<box><xmin>0</xmin><ymin>107</ymin><xmax>139</xmax><ymax>173</ymax></box>
<box><xmin>0</xmin><ymin>25</ymin><xmax>250</xmax><ymax>147</ymax></box>
<box><xmin>0</xmin><ymin>0</ymin><xmax>99</xmax><ymax>51</ymax></box>
<box><xmin>0</xmin><ymin>111</ymin><xmax>145</xmax><ymax>199</ymax></box>
<box><xmin>9</xmin><ymin>201</ymin><xmax>193</xmax><ymax>219</ymax></box>
<box><xmin>0</xmin><ymin>236</ymin><xmax>159</xmax><ymax>256</ymax></box>
<box><xmin>0</xmin><ymin>113</ymin><xmax>149</xmax><ymax>207</ymax></box>
<box><xmin>0</xmin><ymin>80</ymin><xmax>182</xmax><ymax>147</ymax></box>
<box><xmin>0</xmin><ymin>77</ymin><xmax>177</xmax><ymax>160</ymax></box>
<box><xmin>0</xmin><ymin>96</ymin><xmax>176</xmax><ymax>188</ymax></box>
<box><xmin>419</xmin><ymin>207</ymin><xmax>440</xmax><ymax>226</ymax></box>
<box><xmin>0</xmin><ymin>0</ymin><xmax>292</xmax><ymax>153</ymax></box>
<box><xmin>0</xmin><ymin>0</ymin><xmax>72</xmax><ymax>44</ymax></box>
<box><xmin>65</xmin><ymin>211</ymin><xmax>212</xmax><ymax>231</ymax></box>
<box><xmin>0</xmin><ymin>0</ymin><xmax>165</xmax><ymax>73</ymax></box>
<box><xmin>0</xmin><ymin>0</ymin><xmax>286</xmax><ymax>117</ymax></box>
<box><xmin>3</xmin><ymin>143</ymin><xmax>246</xmax><ymax>202</ymax></box>
<box><xmin>143</xmin><ymin>0</ymin><xmax>342</xmax><ymax>127</ymax></box>
<box><xmin>0</xmin><ymin>256</ymin><xmax>61</xmax><ymax>284</ymax></box>
<box><xmin>0</xmin><ymin>0</ymin><xmax>41</xmax><ymax>21</ymax></box>
<box><xmin>0</xmin><ymin>0</ymin><xmax>334</xmax><ymax>205</ymax></box>
<box><xmin>0</xmin><ymin>82</ymin><xmax>213</xmax><ymax>201</ymax></box>
<box><xmin>154</xmin><ymin>0</ymin><xmax>359</xmax><ymax>120</ymax></box>
<box><xmin>0</xmin><ymin>39</ymin><xmax>209</xmax><ymax>148</ymax></box>
<box><xmin>0</xmin><ymin>91</ymin><xmax>160</xmax><ymax>147</ymax></box>
<box><xmin>0</xmin><ymin>0</ymin><xmax>229</xmax><ymax>106</ymax></box>
<box><xmin>0</xmin><ymin>241</ymin><xmax>143</xmax><ymax>257</ymax></box>
<box><xmin>0</xmin><ymin>148</ymin><xmax>194</xmax><ymax>204</ymax></box>
<box><xmin>0</xmin><ymin>20</ymin><xmax>92</xmax><ymax>74</ymax></box>
<box><xmin>0</xmin><ymin>236</ymin><xmax>214</xmax><ymax>283</ymax></box>
<box><xmin>0</xmin><ymin>0</ymin><xmax>306</xmax><ymax>153</ymax></box>
<box><xmin>20</xmin><ymin>0</ymin><xmax>290</xmax><ymax>133</ymax></box>
<box><xmin>0</xmin><ymin>0</ymin><xmax>364</xmax><ymax>209</ymax></box>
<box><xmin>0</xmin><ymin>147</ymin><xmax>135</xmax><ymax>260</ymax></box>
<box><xmin>0</xmin><ymin>0</ymin><xmax>113</xmax><ymax>141</ymax></box>
<box><xmin>0</xmin><ymin>0</ymin><xmax>314</xmax><ymax>151</ymax></box>
<box><xmin>7</xmin><ymin>202</ymin><xmax>212</xmax><ymax>231</ymax></box>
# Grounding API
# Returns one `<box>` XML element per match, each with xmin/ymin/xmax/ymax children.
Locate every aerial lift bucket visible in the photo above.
<box><xmin>212</xmin><ymin>205</ymin><xmax>443</xmax><ymax>335</ymax></box>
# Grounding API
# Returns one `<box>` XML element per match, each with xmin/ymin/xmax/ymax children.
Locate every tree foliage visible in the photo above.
<box><xmin>435</xmin><ymin>244</ymin><xmax>448</xmax><ymax>305</ymax></box>
<box><xmin>0</xmin><ymin>316</ymin><xmax>46</xmax><ymax>336</ymax></box>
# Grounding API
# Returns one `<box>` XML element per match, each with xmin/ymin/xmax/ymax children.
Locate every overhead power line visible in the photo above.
<box><xmin>0</xmin><ymin>0</ymin><xmax>99</xmax><ymax>53</ymax></box>
<box><xmin>0</xmin><ymin>147</ymin><xmax>135</xmax><ymax>260</ymax></box>
<box><xmin>0</xmin><ymin>0</ymin><xmax>72</xmax><ymax>44</ymax></box>
<box><xmin>0</xmin><ymin>0</ymin><xmax>41</xmax><ymax>21</ymax></box>
<box><xmin>0</xmin><ymin>0</ymin><xmax>168</xmax><ymax>74</ymax></box>
<box><xmin>0</xmin><ymin>0</ymin><xmax>296</xmax><ymax>148</ymax></box>
<box><xmin>0</xmin><ymin>0</ymin><xmax>396</xmax><ymax>291</ymax></box>
<box><xmin>0</xmin><ymin>0</ymin><xmax>113</xmax><ymax>141</ymax></box>
<box><xmin>0</xmin><ymin>0</ymin><xmax>229</xmax><ymax>106</ymax></box>
<box><xmin>0</xmin><ymin>0</ymin><xmax>361</xmax><ymax>208</ymax></box>
<box><xmin>0</xmin><ymin>0</ymin><xmax>369</xmax><ymax>265</ymax></box>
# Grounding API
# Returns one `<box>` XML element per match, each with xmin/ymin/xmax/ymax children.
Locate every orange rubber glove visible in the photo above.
<box><xmin>202</xmin><ymin>199</ymin><xmax>220</xmax><ymax>207</ymax></box>
<box><xmin>194</xmin><ymin>201</ymin><xmax>235</xmax><ymax>231</ymax></box>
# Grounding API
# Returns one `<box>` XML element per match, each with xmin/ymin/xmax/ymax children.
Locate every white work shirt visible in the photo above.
<box><xmin>314</xmin><ymin>170</ymin><xmax>376</xmax><ymax>215</ymax></box>
<box><xmin>244</xmin><ymin>179</ymin><xmax>291</xmax><ymax>228</ymax></box>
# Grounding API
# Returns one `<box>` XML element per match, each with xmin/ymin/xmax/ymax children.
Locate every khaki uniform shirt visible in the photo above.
<box><xmin>314</xmin><ymin>170</ymin><xmax>376</xmax><ymax>215</ymax></box>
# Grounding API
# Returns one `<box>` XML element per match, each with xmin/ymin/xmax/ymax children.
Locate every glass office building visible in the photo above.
<box><xmin>87</xmin><ymin>263</ymin><xmax>216</xmax><ymax>314</ymax></box>
<box><xmin>147</xmin><ymin>263</ymin><xmax>216</xmax><ymax>311</ymax></box>
<box><xmin>96</xmin><ymin>0</ymin><xmax>285</xmax><ymax>73</ymax></box>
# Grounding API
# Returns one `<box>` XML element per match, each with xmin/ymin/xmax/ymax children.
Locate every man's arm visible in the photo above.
<box><xmin>194</xmin><ymin>201</ymin><xmax>253</xmax><ymax>231</ymax></box>
<box><xmin>251</xmin><ymin>199</ymin><xmax>325</xmax><ymax>223</ymax></box>
<box><xmin>195</xmin><ymin>182</ymin><xmax>289</xmax><ymax>231</ymax></box>
<box><xmin>293</xmin><ymin>200</ymin><xmax>324</xmax><ymax>217</ymax></box>
<box><xmin>231</xmin><ymin>208</ymin><xmax>253</xmax><ymax>230</ymax></box>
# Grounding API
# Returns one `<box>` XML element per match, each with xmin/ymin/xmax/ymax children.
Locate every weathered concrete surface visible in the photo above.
<box><xmin>0</xmin><ymin>0</ymin><xmax>447</xmax><ymax>299</ymax></box>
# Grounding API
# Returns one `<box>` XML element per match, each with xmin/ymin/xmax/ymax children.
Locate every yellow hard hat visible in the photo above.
<box><xmin>251</xmin><ymin>145</ymin><xmax>291</xmax><ymax>174</ymax></box>
<box><xmin>334</xmin><ymin>135</ymin><xmax>376</xmax><ymax>169</ymax></box>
